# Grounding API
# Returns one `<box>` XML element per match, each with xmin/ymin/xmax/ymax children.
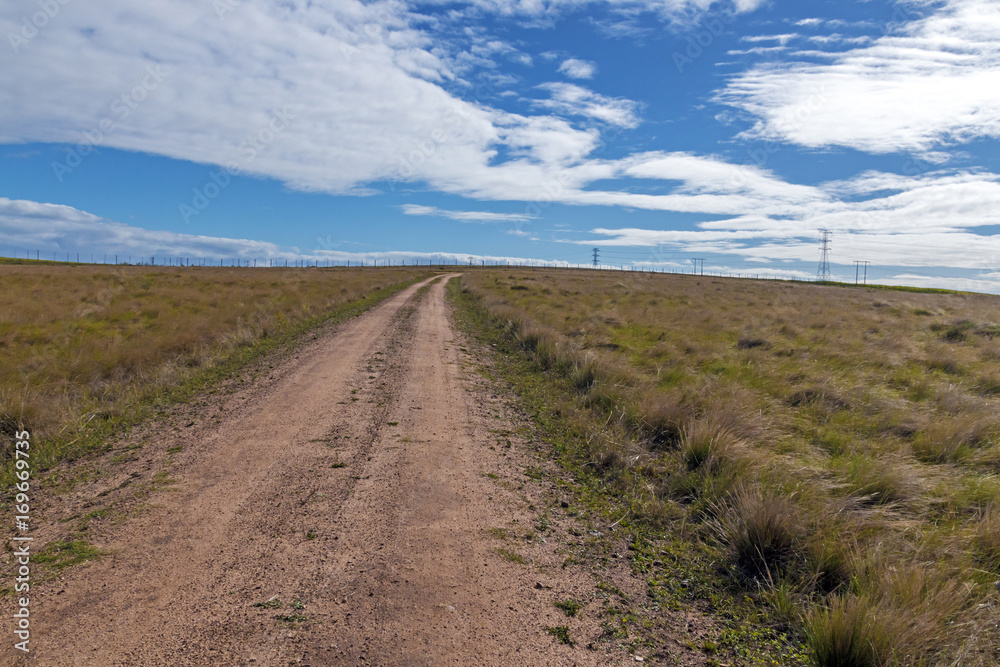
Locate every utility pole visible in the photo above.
<box><xmin>592</xmin><ymin>247</ymin><xmax>599</xmax><ymax>268</ymax></box>
<box><xmin>817</xmin><ymin>229</ymin><xmax>831</xmax><ymax>281</ymax></box>
<box><xmin>854</xmin><ymin>260</ymin><xmax>871</xmax><ymax>286</ymax></box>
<box><xmin>691</xmin><ymin>258</ymin><xmax>705</xmax><ymax>275</ymax></box>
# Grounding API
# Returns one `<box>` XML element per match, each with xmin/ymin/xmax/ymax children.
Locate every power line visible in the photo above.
<box><xmin>817</xmin><ymin>229</ymin><xmax>831</xmax><ymax>281</ymax></box>
<box><xmin>854</xmin><ymin>260</ymin><xmax>871</xmax><ymax>285</ymax></box>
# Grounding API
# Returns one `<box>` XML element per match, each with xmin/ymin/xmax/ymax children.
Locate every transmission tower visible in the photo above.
<box><xmin>853</xmin><ymin>260</ymin><xmax>871</xmax><ymax>286</ymax></box>
<box><xmin>817</xmin><ymin>229</ymin><xmax>831</xmax><ymax>281</ymax></box>
<box><xmin>592</xmin><ymin>247</ymin><xmax>599</xmax><ymax>268</ymax></box>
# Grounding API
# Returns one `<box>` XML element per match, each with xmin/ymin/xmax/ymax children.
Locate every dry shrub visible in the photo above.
<box><xmin>680</xmin><ymin>417</ymin><xmax>741</xmax><ymax>473</ymax></box>
<box><xmin>973</xmin><ymin>505</ymin><xmax>1000</xmax><ymax>573</ymax></box>
<box><xmin>707</xmin><ymin>381</ymin><xmax>764</xmax><ymax>428</ymax></box>
<box><xmin>806</xmin><ymin>594</ymin><xmax>884</xmax><ymax>667</ymax></box>
<box><xmin>787</xmin><ymin>386</ymin><xmax>850</xmax><ymax>412</ymax></box>
<box><xmin>934</xmin><ymin>384</ymin><xmax>982</xmax><ymax>415</ymax></box>
<box><xmin>630</xmin><ymin>391</ymin><xmax>690</xmax><ymax>450</ymax></box>
<box><xmin>803</xmin><ymin>516</ymin><xmax>855</xmax><ymax>596</ymax></box>
<box><xmin>0</xmin><ymin>385</ymin><xmax>40</xmax><ymax>438</ymax></box>
<box><xmin>590</xmin><ymin>446</ymin><xmax>623</xmax><ymax>474</ymax></box>
<box><xmin>913</xmin><ymin>417</ymin><xmax>994</xmax><ymax>464</ymax></box>
<box><xmin>842</xmin><ymin>455</ymin><xmax>917</xmax><ymax>506</ymax></box>
<box><xmin>974</xmin><ymin>372</ymin><xmax>1000</xmax><ymax>396</ymax></box>
<box><xmin>980</xmin><ymin>344</ymin><xmax>1000</xmax><ymax>362</ymax></box>
<box><xmin>809</xmin><ymin>562</ymin><xmax>971</xmax><ymax>667</ymax></box>
<box><xmin>513</xmin><ymin>321</ymin><xmax>555</xmax><ymax>354</ymax></box>
<box><xmin>568</xmin><ymin>355</ymin><xmax>599</xmax><ymax>390</ymax></box>
<box><xmin>737</xmin><ymin>336</ymin><xmax>769</xmax><ymax>350</ymax></box>
<box><xmin>925</xmin><ymin>347</ymin><xmax>962</xmax><ymax>375</ymax></box>
<box><xmin>711</xmin><ymin>484</ymin><xmax>802</xmax><ymax>581</ymax></box>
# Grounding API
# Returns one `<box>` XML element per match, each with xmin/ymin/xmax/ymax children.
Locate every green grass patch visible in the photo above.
<box><xmin>33</xmin><ymin>539</ymin><xmax>103</xmax><ymax>571</ymax></box>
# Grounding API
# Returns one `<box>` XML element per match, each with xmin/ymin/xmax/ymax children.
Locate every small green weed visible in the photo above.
<box><xmin>554</xmin><ymin>598</ymin><xmax>584</xmax><ymax>617</ymax></box>
<box><xmin>253</xmin><ymin>597</ymin><xmax>282</xmax><ymax>609</ymax></box>
<box><xmin>495</xmin><ymin>548</ymin><xmax>528</xmax><ymax>565</ymax></box>
<box><xmin>545</xmin><ymin>625</ymin><xmax>575</xmax><ymax>646</ymax></box>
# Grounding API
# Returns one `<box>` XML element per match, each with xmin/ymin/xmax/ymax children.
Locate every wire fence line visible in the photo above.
<box><xmin>0</xmin><ymin>250</ymin><xmax>834</xmax><ymax>284</ymax></box>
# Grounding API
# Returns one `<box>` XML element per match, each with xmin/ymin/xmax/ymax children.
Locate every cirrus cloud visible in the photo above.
<box><xmin>717</xmin><ymin>0</ymin><xmax>1000</xmax><ymax>154</ymax></box>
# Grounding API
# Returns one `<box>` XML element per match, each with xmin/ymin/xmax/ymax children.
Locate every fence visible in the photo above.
<box><xmin>0</xmin><ymin>250</ymin><xmax>857</xmax><ymax>285</ymax></box>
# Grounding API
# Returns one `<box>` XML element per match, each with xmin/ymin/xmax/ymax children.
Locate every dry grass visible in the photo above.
<box><xmin>458</xmin><ymin>268</ymin><xmax>1000</xmax><ymax>664</ymax></box>
<box><xmin>0</xmin><ymin>263</ymin><xmax>429</xmax><ymax>476</ymax></box>
<box><xmin>973</xmin><ymin>504</ymin><xmax>1000</xmax><ymax>573</ymax></box>
<box><xmin>711</xmin><ymin>483</ymin><xmax>802</xmax><ymax>581</ymax></box>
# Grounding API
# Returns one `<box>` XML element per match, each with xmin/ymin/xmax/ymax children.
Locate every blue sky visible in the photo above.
<box><xmin>2</xmin><ymin>0</ymin><xmax>1000</xmax><ymax>290</ymax></box>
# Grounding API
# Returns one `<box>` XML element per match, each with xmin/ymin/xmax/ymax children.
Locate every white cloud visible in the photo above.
<box><xmin>878</xmin><ymin>273</ymin><xmax>1000</xmax><ymax>294</ymax></box>
<box><xmin>0</xmin><ymin>197</ymin><xmax>288</xmax><ymax>259</ymax></box>
<box><xmin>0</xmin><ymin>198</ymin><xmax>563</xmax><ymax>266</ymax></box>
<box><xmin>430</xmin><ymin>0</ymin><xmax>764</xmax><ymax>22</ymax></box>
<box><xmin>717</xmin><ymin>0</ymin><xmax>1000</xmax><ymax>153</ymax></box>
<box><xmin>804</xmin><ymin>34</ymin><xmax>872</xmax><ymax>46</ymax></box>
<box><xmin>400</xmin><ymin>203</ymin><xmax>535</xmax><ymax>222</ymax></box>
<box><xmin>534</xmin><ymin>82</ymin><xmax>641</xmax><ymax>128</ymax></box>
<box><xmin>559</xmin><ymin>165</ymin><xmax>1000</xmax><ymax>283</ymax></box>
<box><xmin>0</xmin><ymin>0</ymin><xmax>655</xmax><ymax>207</ymax></box>
<box><xmin>3</xmin><ymin>0</ymin><xmax>999</xmax><ymax>292</ymax></box>
<box><xmin>742</xmin><ymin>33</ymin><xmax>799</xmax><ymax>45</ymax></box>
<box><xmin>558</xmin><ymin>58</ymin><xmax>596</xmax><ymax>79</ymax></box>
<box><xmin>726</xmin><ymin>46</ymin><xmax>791</xmax><ymax>56</ymax></box>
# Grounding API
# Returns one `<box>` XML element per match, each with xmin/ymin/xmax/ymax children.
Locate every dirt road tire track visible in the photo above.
<box><xmin>3</xmin><ymin>275</ymin><xmax>640</xmax><ymax>666</ymax></box>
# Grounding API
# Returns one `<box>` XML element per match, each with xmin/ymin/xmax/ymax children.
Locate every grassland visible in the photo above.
<box><xmin>0</xmin><ymin>263</ymin><xmax>430</xmax><ymax>483</ymax></box>
<box><xmin>452</xmin><ymin>268</ymin><xmax>1000</xmax><ymax>666</ymax></box>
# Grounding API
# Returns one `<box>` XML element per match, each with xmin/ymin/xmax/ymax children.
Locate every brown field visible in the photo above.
<box><xmin>0</xmin><ymin>263</ymin><xmax>430</xmax><ymax>479</ymax></box>
<box><xmin>4</xmin><ymin>261</ymin><xmax>1000</xmax><ymax>665</ymax></box>
<box><xmin>455</xmin><ymin>268</ymin><xmax>1000</xmax><ymax>666</ymax></box>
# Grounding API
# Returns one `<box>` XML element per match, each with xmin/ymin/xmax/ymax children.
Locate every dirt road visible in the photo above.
<box><xmin>3</xmin><ymin>275</ymin><xmax>643</xmax><ymax>665</ymax></box>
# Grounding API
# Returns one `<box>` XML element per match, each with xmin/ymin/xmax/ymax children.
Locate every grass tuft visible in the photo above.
<box><xmin>841</xmin><ymin>455</ymin><xmax>915</xmax><ymax>506</ymax></box>
<box><xmin>805</xmin><ymin>595</ymin><xmax>883</xmax><ymax>667</ymax></box>
<box><xmin>712</xmin><ymin>484</ymin><xmax>801</xmax><ymax>581</ymax></box>
<box><xmin>972</xmin><ymin>505</ymin><xmax>1000</xmax><ymax>573</ymax></box>
<box><xmin>680</xmin><ymin>418</ymin><xmax>740</xmax><ymax>473</ymax></box>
